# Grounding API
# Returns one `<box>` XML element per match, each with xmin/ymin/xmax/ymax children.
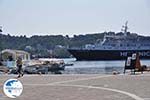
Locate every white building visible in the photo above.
<box><xmin>0</xmin><ymin>49</ymin><xmax>30</xmax><ymax>68</ymax></box>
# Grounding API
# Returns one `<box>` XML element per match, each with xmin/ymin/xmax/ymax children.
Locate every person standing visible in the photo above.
<box><xmin>16</xmin><ymin>57</ymin><xmax>23</xmax><ymax>78</ymax></box>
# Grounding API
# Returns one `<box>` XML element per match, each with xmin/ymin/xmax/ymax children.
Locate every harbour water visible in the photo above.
<box><xmin>62</xmin><ymin>58</ymin><xmax>150</xmax><ymax>74</ymax></box>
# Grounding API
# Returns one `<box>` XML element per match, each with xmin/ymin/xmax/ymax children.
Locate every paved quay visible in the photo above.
<box><xmin>0</xmin><ymin>73</ymin><xmax>150</xmax><ymax>100</ymax></box>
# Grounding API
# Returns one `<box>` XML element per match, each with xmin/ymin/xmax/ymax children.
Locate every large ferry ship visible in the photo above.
<box><xmin>68</xmin><ymin>22</ymin><xmax>150</xmax><ymax>60</ymax></box>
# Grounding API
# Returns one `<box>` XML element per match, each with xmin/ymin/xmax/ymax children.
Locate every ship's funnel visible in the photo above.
<box><xmin>0</xmin><ymin>26</ymin><xmax>2</xmax><ymax>32</ymax></box>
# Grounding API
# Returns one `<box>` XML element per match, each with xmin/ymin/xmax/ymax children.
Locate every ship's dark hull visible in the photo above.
<box><xmin>68</xmin><ymin>49</ymin><xmax>150</xmax><ymax>60</ymax></box>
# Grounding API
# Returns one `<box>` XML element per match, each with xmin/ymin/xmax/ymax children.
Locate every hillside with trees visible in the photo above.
<box><xmin>0</xmin><ymin>31</ymin><xmax>143</xmax><ymax>58</ymax></box>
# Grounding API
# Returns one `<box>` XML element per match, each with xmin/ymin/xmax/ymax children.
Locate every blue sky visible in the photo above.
<box><xmin>0</xmin><ymin>0</ymin><xmax>150</xmax><ymax>37</ymax></box>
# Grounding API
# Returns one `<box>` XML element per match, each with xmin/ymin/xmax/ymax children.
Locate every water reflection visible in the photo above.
<box><xmin>63</xmin><ymin>58</ymin><xmax>150</xmax><ymax>74</ymax></box>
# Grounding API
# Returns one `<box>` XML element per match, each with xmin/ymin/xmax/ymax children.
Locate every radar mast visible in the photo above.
<box><xmin>121</xmin><ymin>21</ymin><xmax>128</xmax><ymax>36</ymax></box>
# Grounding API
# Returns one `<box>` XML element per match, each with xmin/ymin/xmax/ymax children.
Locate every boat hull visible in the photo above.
<box><xmin>68</xmin><ymin>49</ymin><xmax>150</xmax><ymax>60</ymax></box>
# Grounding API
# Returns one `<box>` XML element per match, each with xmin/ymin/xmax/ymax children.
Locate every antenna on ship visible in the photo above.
<box><xmin>121</xmin><ymin>21</ymin><xmax>128</xmax><ymax>36</ymax></box>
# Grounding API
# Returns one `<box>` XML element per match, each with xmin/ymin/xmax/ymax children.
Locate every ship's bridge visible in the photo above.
<box><xmin>91</xmin><ymin>34</ymin><xmax>150</xmax><ymax>50</ymax></box>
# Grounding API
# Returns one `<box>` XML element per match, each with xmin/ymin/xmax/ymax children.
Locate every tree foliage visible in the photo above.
<box><xmin>0</xmin><ymin>32</ymin><xmax>143</xmax><ymax>58</ymax></box>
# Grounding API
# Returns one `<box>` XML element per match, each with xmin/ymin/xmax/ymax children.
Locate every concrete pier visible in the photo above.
<box><xmin>0</xmin><ymin>73</ymin><xmax>150</xmax><ymax>100</ymax></box>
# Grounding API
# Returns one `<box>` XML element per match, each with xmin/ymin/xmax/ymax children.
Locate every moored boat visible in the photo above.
<box><xmin>68</xmin><ymin>22</ymin><xmax>150</xmax><ymax>60</ymax></box>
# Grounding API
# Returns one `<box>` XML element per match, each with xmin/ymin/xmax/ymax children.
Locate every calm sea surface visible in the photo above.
<box><xmin>62</xmin><ymin>58</ymin><xmax>150</xmax><ymax>74</ymax></box>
